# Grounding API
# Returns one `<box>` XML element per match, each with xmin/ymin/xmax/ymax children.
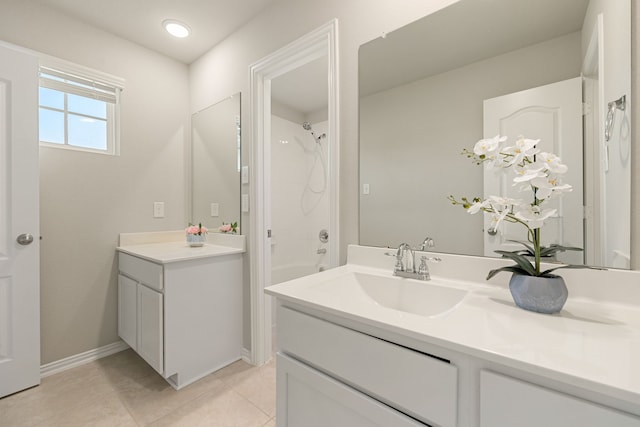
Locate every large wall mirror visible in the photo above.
<box><xmin>359</xmin><ymin>0</ymin><xmax>633</xmax><ymax>269</ymax></box>
<box><xmin>191</xmin><ymin>93</ymin><xmax>241</xmax><ymax>233</ymax></box>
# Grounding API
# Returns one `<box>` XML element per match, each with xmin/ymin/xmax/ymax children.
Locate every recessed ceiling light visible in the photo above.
<box><xmin>163</xmin><ymin>20</ymin><xmax>191</xmax><ymax>38</ymax></box>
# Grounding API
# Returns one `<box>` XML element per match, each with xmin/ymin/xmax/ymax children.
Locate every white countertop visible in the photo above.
<box><xmin>117</xmin><ymin>230</ymin><xmax>245</xmax><ymax>264</ymax></box>
<box><xmin>265</xmin><ymin>245</ymin><xmax>640</xmax><ymax>409</ymax></box>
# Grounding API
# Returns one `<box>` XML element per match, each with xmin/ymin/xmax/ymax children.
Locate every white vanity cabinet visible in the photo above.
<box><xmin>277</xmin><ymin>306</ymin><xmax>458</xmax><ymax>427</ymax></box>
<box><xmin>117</xmin><ymin>238</ymin><xmax>244</xmax><ymax>390</ymax></box>
<box><xmin>267</xmin><ymin>246</ymin><xmax>640</xmax><ymax>427</ymax></box>
<box><xmin>276</xmin><ymin>304</ymin><xmax>640</xmax><ymax>427</ymax></box>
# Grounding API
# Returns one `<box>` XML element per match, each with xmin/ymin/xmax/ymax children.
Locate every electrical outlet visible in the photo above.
<box><xmin>153</xmin><ymin>202</ymin><xmax>165</xmax><ymax>218</ymax></box>
<box><xmin>210</xmin><ymin>203</ymin><xmax>219</xmax><ymax>217</ymax></box>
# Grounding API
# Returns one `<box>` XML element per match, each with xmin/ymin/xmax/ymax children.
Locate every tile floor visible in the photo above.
<box><xmin>0</xmin><ymin>349</ymin><xmax>276</xmax><ymax>426</ymax></box>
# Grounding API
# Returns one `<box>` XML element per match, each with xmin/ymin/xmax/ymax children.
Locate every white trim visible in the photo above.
<box><xmin>40</xmin><ymin>341</ymin><xmax>129</xmax><ymax>378</ymax></box>
<box><xmin>241</xmin><ymin>347</ymin><xmax>252</xmax><ymax>364</ymax></box>
<box><xmin>249</xmin><ymin>19</ymin><xmax>340</xmax><ymax>366</ymax></box>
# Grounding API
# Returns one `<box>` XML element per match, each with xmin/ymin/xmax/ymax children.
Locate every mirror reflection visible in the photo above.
<box><xmin>191</xmin><ymin>93</ymin><xmax>241</xmax><ymax>233</ymax></box>
<box><xmin>359</xmin><ymin>0</ymin><xmax>632</xmax><ymax>269</ymax></box>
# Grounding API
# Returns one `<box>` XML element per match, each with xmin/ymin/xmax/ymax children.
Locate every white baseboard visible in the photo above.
<box><xmin>40</xmin><ymin>340</ymin><xmax>129</xmax><ymax>378</ymax></box>
<box><xmin>241</xmin><ymin>347</ymin><xmax>252</xmax><ymax>364</ymax></box>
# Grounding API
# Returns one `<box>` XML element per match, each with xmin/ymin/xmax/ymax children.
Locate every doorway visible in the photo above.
<box><xmin>249</xmin><ymin>20</ymin><xmax>339</xmax><ymax>365</ymax></box>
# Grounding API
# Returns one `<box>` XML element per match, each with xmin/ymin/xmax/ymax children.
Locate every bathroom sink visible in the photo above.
<box><xmin>309</xmin><ymin>272</ymin><xmax>468</xmax><ymax>318</ymax></box>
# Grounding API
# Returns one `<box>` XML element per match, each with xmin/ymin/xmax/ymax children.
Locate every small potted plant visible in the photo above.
<box><xmin>449</xmin><ymin>135</ymin><xmax>586</xmax><ymax>314</ymax></box>
<box><xmin>185</xmin><ymin>223</ymin><xmax>207</xmax><ymax>247</ymax></box>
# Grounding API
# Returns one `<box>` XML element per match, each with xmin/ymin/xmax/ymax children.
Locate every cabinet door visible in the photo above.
<box><xmin>480</xmin><ymin>371</ymin><xmax>640</xmax><ymax>427</ymax></box>
<box><xmin>277</xmin><ymin>353</ymin><xmax>426</xmax><ymax>427</ymax></box>
<box><xmin>138</xmin><ymin>284</ymin><xmax>163</xmax><ymax>375</ymax></box>
<box><xmin>117</xmin><ymin>274</ymin><xmax>137</xmax><ymax>351</ymax></box>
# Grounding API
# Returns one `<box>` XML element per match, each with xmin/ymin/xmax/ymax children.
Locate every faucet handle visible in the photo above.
<box><xmin>418</xmin><ymin>256</ymin><xmax>429</xmax><ymax>274</ymax></box>
<box><xmin>419</xmin><ymin>237</ymin><xmax>435</xmax><ymax>251</ymax></box>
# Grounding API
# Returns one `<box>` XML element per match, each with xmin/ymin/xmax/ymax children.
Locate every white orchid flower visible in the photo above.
<box><xmin>513</xmin><ymin>162</ymin><xmax>546</xmax><ymax>184</ymax></box>
<box><xmin>467</xmin><ymin>199</ymin><xmax>489</xmax><ymax>214</ymax></box>
<box><xmin>486</xmin><ymin>195</ymin><xmax>523</xmax><ymax>229</ymax></box>
<box><xmin>515</xmin><ymin>205</ymin><xmax>557</xmax><ymax>229</ymax></box>
<box><xmin>531</xmin><ymin>175</ymin><xmax>572</xmax><ymax>200</ymax></box>
<box><xmin>487</xmin><ymin>195</ymin><xmax>522</xmax><ymax>210</ymax></box>
<box><xmin>473</xmin><ymin>135</ymin><xmax>506</xmax><ymax>157</ymax></box>
<box><xmin>537</xmin><ymin>152</ymin><xmax>568</xmax><ymax>174</ymax></box>
<box><xmin>489</xmin><ymin>212</ymin><xmax>507</xmax><ymax>231</ymax></box>
<box><xmin>502</xmin><ymin>137</ymin><xmax>540</xmax><ymax>166</ymax></box>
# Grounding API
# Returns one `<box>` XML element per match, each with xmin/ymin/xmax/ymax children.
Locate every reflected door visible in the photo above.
<box><xmin>483</xmin><ymin>77</ymin><xmax>584</xmax><ymax>264</ymax></box>
<box><xmin>0</xmin><ymin>44</ymin><xmax>40</xmax><ymax>397</ymax></box>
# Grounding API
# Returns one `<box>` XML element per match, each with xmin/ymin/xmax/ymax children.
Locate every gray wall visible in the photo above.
<box><xmin>0</xmin><ymin>2</ymin><xmax>189</xmax><ymax>363</ymax></box>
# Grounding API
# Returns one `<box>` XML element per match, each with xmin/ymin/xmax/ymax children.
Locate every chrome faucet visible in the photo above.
<box><xmin>394</xmin><ymin>243</ymin><xmax>428</xmax><ymax>280</ymax></box>
<box><xmin>393</xmin><ymin>240</ymin><xmax>440</xmax><ymax>281</ymax></box>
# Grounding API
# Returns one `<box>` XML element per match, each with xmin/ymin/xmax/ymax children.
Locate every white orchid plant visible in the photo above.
<box><xmin>448</xmin><ymin>135</ymin><xmax>584</xmax><ymax>279</ymax></box>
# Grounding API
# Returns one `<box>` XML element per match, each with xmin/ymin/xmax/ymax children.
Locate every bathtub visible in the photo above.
<box><xmin>271</xmin><ymin>263</ymin><xmax>327</xmax><ymax>285</ymax></box>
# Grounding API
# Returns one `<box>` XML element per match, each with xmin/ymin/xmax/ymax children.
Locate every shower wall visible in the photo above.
<box><xmin>271</xmin><ymin>114</ymin><xmax>329</xmax><ymax>283</ymax></box>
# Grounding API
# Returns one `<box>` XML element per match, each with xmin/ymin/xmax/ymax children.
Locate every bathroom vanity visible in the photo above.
<box><xmin>117</xmin><ymin>231</ymin><xmax>245</xmax><ymax>389</ymax></box>
<box><xmin>266</xmin><ymin>245</ymin><xmax>640</xmax><ymax>427</ymax></box>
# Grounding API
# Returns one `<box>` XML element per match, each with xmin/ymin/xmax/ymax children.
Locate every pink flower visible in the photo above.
<box><xmin>186</xmin><ymin>224</ymin><xmax>207</xmax><ymax>235</ymax></box>
<box><xmin>219</xmin><ymin>224</ymin><xmax>232</xmax><ymax>233</ymax></box>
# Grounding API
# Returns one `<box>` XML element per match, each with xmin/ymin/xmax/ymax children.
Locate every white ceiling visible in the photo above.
<box><xmin>38</xmin><ymin>0</ymin><xmax>275</xmax><ymax>64</ymax></box>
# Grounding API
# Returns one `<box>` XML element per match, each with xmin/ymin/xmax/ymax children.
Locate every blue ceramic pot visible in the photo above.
<box><xmin>186</xmin><ymin>233</ymin><xmax>206</xmax><ymax>247</ymax></box>
<box><xmin>509</xmin><ymin>274</ymin><xmax>568</xmax><ymax>314</ymax></box>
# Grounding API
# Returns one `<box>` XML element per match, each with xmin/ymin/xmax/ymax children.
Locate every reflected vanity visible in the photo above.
<box><xmin>358</xmin><ymin>0</ymin><xmax>633</xmax><ymax>269</ymax></box>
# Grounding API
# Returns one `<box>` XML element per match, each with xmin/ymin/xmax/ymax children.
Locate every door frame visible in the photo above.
<box><xmin>249</xmin><ymin>20</ymin><xmax>340</xmax><ymax>365</ymax></box>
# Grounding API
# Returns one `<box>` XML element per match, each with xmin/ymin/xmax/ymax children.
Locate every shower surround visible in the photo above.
<box><xmin>271</xmin><ymin>115</ymin><xmax>329</xmax><ymax>284</ymax></box>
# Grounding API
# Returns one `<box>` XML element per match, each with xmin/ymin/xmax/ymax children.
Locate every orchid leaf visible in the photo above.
<box><xmin>539</xmin><ymin>244</ymin><xmax>583</xmax><ymax>257</ymax></box>
<box><xmin>493</xmin><ymin>250</ymin><xmax>537</xmax><ymax>276</ymax></box>
<box><xmin>507</xmin><ymin>240</ymin><xmax>535</xmax><ymax>255</ymax></box>
<box><xmin>539</xmin><ymin>264</ymin><xmax>602</xmax><ymax>277</ymax></box>
<box><xmin>486</xmin><ymin>266</ymin><xmax>530</xmax><ymax>280</ymax></box>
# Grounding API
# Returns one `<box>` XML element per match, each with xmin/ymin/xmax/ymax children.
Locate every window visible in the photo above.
<box><xmin>38</xmin><ymin>62</ymin><xmax>123</xmax><ymax>155</ymax></box>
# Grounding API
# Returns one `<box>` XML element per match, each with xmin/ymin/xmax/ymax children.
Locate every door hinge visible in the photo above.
<box><xmin>582</xmin><ymin>102</ymin><xmax>592</xmax><ymax>116</ymax></box>
<box><xmin>267</xmin><ymin>229</ymin><xmax>272</xmax><ymax>238</ymax></box>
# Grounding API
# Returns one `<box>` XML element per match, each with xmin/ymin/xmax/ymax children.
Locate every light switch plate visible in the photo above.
<box><xmin>363</xmin><ymin>183</ymin><xmax>370</xmax><ymax>195</ymax></box>
<box><xmin>153</xmin><ymin>202</ymin><xmax>165</xmax><ymax>218</ymax></box>
<box><xmin>210</xmin><ymin>203</ymin><xmax>219</xmax><ymax>217</ymax></box>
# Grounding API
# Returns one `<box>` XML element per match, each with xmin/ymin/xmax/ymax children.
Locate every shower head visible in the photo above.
<box><xmin>302</xmin><ymin>122</ymin><xmax>312</xmax><ymax>131</ymax></box>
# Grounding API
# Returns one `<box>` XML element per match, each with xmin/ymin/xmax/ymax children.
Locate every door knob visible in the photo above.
<box><xmin>487</xmin><ymin>228</ymin><xmax>498</xmax><ymax>236</ymax></box>
<box><xmin>16</xmin><ymin>233</ymin><xmax>34</xmax><ymax>245</ymax></box>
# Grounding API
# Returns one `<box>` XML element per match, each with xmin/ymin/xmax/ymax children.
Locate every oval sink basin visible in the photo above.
<box><xmin>309</xmin><ymin>272</ymin><xmax>468</xmax><ymax>318</ymax></box>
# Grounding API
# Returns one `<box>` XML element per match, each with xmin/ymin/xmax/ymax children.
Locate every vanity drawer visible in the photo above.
<box><xmin>278</xmin><ymin>306</ymin><xmax>458</xmax><ymax>427</ymax></box>
<box><xmin>480</xmin><ymin>371</ymin><xmax>640</xmax><ymax>427</ymax></box>
<box><xmin>119</xmin><ymin>252</ymin><xmax>163</xmax><ymax>290</ymax></box>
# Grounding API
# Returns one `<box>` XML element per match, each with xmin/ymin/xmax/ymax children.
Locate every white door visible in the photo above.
<box><xmin>483</xmin><ymin>78</ymin><xmax>584</xmax><ymax>264</ymax></box>
<box><xmin>0</xmin><ymin>44</ymin><xmax>41</xmax><ymax>397</ymax></box>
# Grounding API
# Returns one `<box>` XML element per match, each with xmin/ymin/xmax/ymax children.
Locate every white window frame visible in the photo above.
<box><xmin>38</xmin><ymin>58</ymin><xmax>124</xmax><ymax>156</ymax></box>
